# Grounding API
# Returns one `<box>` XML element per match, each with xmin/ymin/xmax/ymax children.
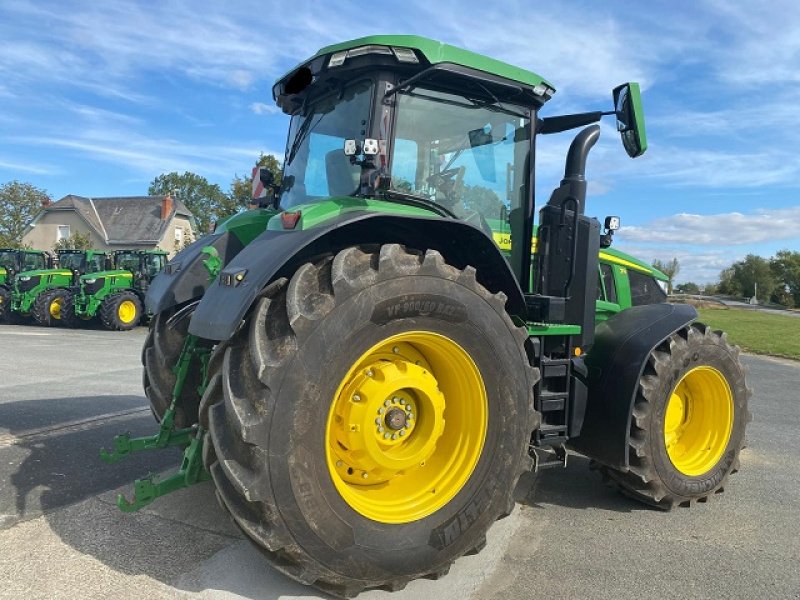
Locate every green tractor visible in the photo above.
<box><xmin>104</xmin><ymin>36</ymin><xmax>748</xmax><ymax>597</ymax></box>
<box><xmin>0</xmin><ymin>248</ymin><xmax>53</xmax><ymax>322</ymax></box>
<box><xmin>69</xmin><ymin>249</ymin><xmax>168</xmax><ymax>330</ymax></box>
<box><xmin>11</xmin><ymin>249</ymin><xmax>112</xmax><ymax>326</ymax></box>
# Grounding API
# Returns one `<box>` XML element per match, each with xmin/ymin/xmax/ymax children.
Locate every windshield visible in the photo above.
<box><xmin>116</xmin><ymin>252</ymin><xmax>140</xmax><ymax>272</ymax></box>
<box><xmin>0</xmin><ymin>251</ymin><xmax>16</xmax><ymax>269</ymax></box>
<box><xmin>59</xmin><ymin>253</ymin><xmax>85</xmax><ymax>271</ymax></box>
<box><xmin>22</xmin><ymin>253</ymin><xmax>44</xmax><ymax>270</ymax></box>
<box><xmin>279</xmin><ymin>80</ymin><xmax>373</xmax><ymax>208</ymax></box>
<box><xmin>391</xmin><ymin>87</ymin><xmax>530</xmax><ymax>242</ymax></box>
<box><xmin>145</xmin><ymin>254</ymin><xmax>165</xmax><ymax>276</ymax></box>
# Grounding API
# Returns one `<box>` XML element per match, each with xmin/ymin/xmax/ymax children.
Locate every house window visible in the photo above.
<box><xmin>174</xmin><ymin>227</ymin><xmax>184</xmax><ymax>245</ymax></box>
<box><xmin>57</xmin><ymin>225</ymin><xmax>70</xmax><ymax>241</ymax></box>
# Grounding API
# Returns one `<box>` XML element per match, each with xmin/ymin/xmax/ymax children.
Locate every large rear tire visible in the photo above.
<box><xmin>596</xmin><ymin>322</ymin><xmax>750</xmax><ymax>508</ymax></box>
<box><xmin>142</xmin><ymin>304</ymin><xmax>207</xmax><ymax>428</ymax></box>
<box><xmin>201</xmin><ymin>244</ymin><xmax>539</xmax><ymax>597</ymax></box>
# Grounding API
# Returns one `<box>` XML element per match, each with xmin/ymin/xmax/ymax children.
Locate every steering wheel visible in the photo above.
<box><xmin>427</xmin><ymin>166</ymin><xmax>466</xmax><ymax>208</ymax></box>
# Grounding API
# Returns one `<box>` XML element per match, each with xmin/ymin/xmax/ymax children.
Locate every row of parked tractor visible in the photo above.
<box><xmin>0</xmin><ymin>247</ymin><xmax>166</xmax><ymax>330</ymax></box>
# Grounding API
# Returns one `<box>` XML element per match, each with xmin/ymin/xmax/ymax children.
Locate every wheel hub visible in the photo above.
<box><xmin>330</xmin><ymin>359</ymin><xmax>444</xmax><ymax>483</ymax></box>
<box><xmin>325</xmin><ymin>331</ymin><xmax>487</xmax><ymax>524</ymax></box>
<box><xmin>663</xmin><ymin>366</ymin><xmax>734</xmax><ymax>476</ymax></box>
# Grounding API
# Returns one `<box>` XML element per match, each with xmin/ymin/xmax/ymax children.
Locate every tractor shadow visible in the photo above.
<box><xmin>513</xmin><ymin>453</ymin><xmax>653</xmax><ymax>513</ymax></box>
<box><xmin>1</xmin><ymin>395</ymin><xmax>182</xmax><ymax>525</ymax></box>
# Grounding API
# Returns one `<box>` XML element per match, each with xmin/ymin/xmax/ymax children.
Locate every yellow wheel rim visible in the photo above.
<box><xmin>49</xmin><ymin>297</ymin><xmax>63</xmax><ymax>319</ymax></box>
<box><xmin>664</xmin><ymin>366</ymin><xmax>734</xmax><ymax>476</ymax></box>
<box><xmin>325</xmin><ymin>331</ymin><xmax>487</xmax><ymax>524</ymax></box>
<box><xmin>118</xmin><ymin>300</ymin><xmax>137</xmax><ymax>324</ymax></box>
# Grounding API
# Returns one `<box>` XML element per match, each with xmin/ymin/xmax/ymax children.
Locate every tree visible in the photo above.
<box><xmin>652</xmin><ymin>258</ymin><xmax>680</xmax><ymax>294</ymax></box>
<box><xmin>728</xmin><ymin>254</ymin><xmax>776</xmax><ymax>302</ymax></box>
<box><xmin>770</xmin><ymin>249</ymin><xmax>800</xmax><ymax>307</ymax></box>
<box><xmin>0</xmin><ymin>181</ymin><xmax>50</xmax><ymax>247</ymax></box>
<box><xmin>148</xmin><ymin>172</ymin><xmax>229</xmax><ymax>236</ymax></box>
<box><xmin>461</xmin><ymin>185</ymin><xmax>504</xmax><ymax>218</ymax></box>
<box><xmin>674</xmin><ymin>281</ymin><xmax>700</xmax><ymax>295</ymax></box>
<box><xmin>717</xmin><ymin>266</ymin><xmax>741</xmax><ymax>297</ymax></box>
<box><xmin>229</xmin><ymin>154</ymin><xmax>283</xmax><ymax>211</ymax></box>
<box><xmin>54</xmin><ymin>231</ymin><xmax>92</xmax><ymax>251</ymax></box>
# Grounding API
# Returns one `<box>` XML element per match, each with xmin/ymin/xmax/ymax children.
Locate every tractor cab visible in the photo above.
<box><xmin>270</xmin><ymin>36</ymin><xmax>645</xmax><ymax>300</ymax></box>
<box><xmin>0</xmin><ymin>248</ymin><xmax>51</xmax><ymax>283</ymax></box>
<box><xmin>57</xmin><ymin>249</ymin><xmax>111</xmax><ymax>277</ymax></box>
<box><xmin>114</xmin><ymin>250</ymin><xmax>167</xmax><ymax>279</ymax></box>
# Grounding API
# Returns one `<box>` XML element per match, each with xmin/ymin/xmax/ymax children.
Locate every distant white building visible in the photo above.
<box><xmin>22</xmin><ymin>194</ymin><xmax>196</xmax><ymax>256</ymax></box>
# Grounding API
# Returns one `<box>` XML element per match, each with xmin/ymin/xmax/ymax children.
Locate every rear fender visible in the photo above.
<box><xmin>567</xmin><ymin>303</ymin><xmax>698</xmax><ymax>470</ymax></box>
<box><xmin>188</xmin><ymin>212</ymin><xmax>525</xmax><ymax>341</ymax></box>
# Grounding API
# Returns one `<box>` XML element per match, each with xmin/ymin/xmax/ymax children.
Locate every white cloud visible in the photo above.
<box><xmin>619</xmin><ymin>206</ymin><xmax>800</xmax><ymax>246</ymax></box>
<box><xmin>0</xmin><ymin>159</ymin><xmax>53</xmax><ymax>175</ymax></box>
<box><xmin>250</xmin><ymin>102</ymin><xmax>279</xmax><ymax>116</ymax></box>
<box><xmin>615</xmin><ymin>243</ymin><xmax>743</xmax><ymax>284</ymax></box>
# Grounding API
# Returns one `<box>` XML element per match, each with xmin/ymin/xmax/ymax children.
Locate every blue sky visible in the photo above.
<box><xmin>1</xmin><ymin>0</ymin><xmax>798</xmax><ymax>283</ymax></box>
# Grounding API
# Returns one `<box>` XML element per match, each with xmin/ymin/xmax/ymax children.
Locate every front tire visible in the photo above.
<box><xmin>597</xmin><ymin>322</ymin><xmax>750</xmax><ymax>508</ymax></box>
<box><xmin>143</xmin><ymin>304</ymin><xmax>207</xmax><ymax>428</ymax></box>
<box><xmin>201</xmin><ymin>244</ymin><xmax>539</xmax><ymax>597</ymax></box>
<box><xmin>32</xmin><ymin>289</ymin><xmax>71</xmax><ymax>327</ymax></box>
<box><xmin>100</xmin><ymin>291</ymin><xmax>142</xmax><ymax>331</ymax></box>
<box><xmin>0</xmin><ymin>287</ymin><xmax>10</xmax><ymax>323</ymax></box>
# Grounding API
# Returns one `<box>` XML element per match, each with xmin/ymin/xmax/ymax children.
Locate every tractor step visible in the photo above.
<box><xmin>529</xmin><ymin>445</ymin><xmax>568</xmax><ymax>471</ymax></box>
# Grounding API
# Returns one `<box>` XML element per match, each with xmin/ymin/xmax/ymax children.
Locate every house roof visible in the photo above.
<box><xmin>43</xmin><ymin>195</ymin><xmax>194</xmax><ymax>244</ymax></box>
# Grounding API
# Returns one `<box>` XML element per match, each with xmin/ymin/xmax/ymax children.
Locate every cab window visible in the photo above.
<box><xmin>629</xmin><ymin>270</ymin><xmax>667</xmax><ymax>306</ymax></box>
<box><xmin>600</xmin><ymin>263</ymin><xmax>618</xmax><ymax>304</ymax></box>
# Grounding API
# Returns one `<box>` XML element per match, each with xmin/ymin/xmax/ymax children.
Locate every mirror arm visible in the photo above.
<box><xmin>538</xmin><ymin>111</ymin><xmax>609</xmax><ymax>135</ymax></box>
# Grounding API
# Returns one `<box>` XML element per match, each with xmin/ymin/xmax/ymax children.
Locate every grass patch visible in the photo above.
<box><xmin>696</xmin><ymin>307</ymin><xmax>800</xmax><ymax>360</ymax></box>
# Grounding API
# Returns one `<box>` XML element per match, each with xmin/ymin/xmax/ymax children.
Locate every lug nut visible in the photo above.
<box><xmin>384</xmin><ymin>399</ymin><xmax>391</xmax><ymax>407</ymax></box>
<box><xmin>391</xmin><ymin>434</ymin><xmax>398</xmax><ymax>440</ymax></box>
<box><xmin>399</xmin><ymin>430</ymin><xmax>406</xmax><ymax>437</ymax></box>
<box><xmin>384</xmin><ymin>433</ymin><xmax>391</xmax><ymax>439</ymax></box>
<box><xmin>378</xmin><ymin>407</ymin><xmax>385</xmax><ymax>414</ymax></box>
<box><xmin>378</xmin><ymin>427</ymin><xmax>384</xmax><ymax>433</ymax></box>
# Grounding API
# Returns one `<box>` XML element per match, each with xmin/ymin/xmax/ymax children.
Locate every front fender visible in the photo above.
<box><xmin>145</xmin><ymin>231</ymin><xmax>244</xmax><ymax>314</ymax></box>
<box><xmin>567</xmin><ymin>302</ymin><xmax>698</xmax><ymax>470</ymax></box>
<box><xmin>188</xmin><ymin>211</ymin><xmax>525</xmax><ymax>341</ymax></box>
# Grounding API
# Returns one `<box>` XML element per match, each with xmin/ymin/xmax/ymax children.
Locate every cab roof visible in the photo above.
<box><xmin>314</xmin><ymin>35</ymin><xmax>553</xmax><ymax>91</ymax></box>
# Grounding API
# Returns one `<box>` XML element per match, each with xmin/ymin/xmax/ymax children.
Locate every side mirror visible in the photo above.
<box><xmin>613</xmin><ymin>83</ymin><xmax>647</xmax><ymax>158</ymax></box>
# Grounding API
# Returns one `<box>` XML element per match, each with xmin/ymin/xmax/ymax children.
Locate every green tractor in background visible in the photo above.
<box><xmin>103</xmin><ymin>36</ymin><xmax>748</xmax><ymax>597</ymax></box>
<box><xmin>0</xmin><ymin>248</ymin><xmax>53</xmax><ymax>322</ymax></box>
<box><xmin>69</xmin><ymin>249</ymin><xmax>168</xmax><ymax>330</ymax></box>
<box><xmin>11</xmin><ymin>249</ymin><xmax>112</xmax><ymax>326</ymax></box>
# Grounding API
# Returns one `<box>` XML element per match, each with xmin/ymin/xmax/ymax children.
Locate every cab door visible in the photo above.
<box><xmin>595</xmin><ymin>262</ymin><xmax>621</xmax><ymax>323</ymax></box>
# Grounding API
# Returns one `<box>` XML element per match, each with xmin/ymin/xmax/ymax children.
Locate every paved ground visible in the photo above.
<box><xmin>1</xmin><ymin>323</ymin><xmax>799</xmax><ymax>599</ymax></box>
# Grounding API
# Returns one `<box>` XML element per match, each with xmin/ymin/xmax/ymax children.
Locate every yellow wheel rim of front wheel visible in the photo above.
<box><xmin>49</xmin><ymin>297</ymin><xmax>63</xmax><ymax>319</ymax></box>
<box><xmin>664</xmin><ymin>366</ymin><xmax>734</xmax><ymax>476</ymax></box>
<box><xmin>117</xmin><ymin>300</ymin><xmax>137</xmax><ymax>324</ymax></box>
<box><xmin>326</xmin><ymin>331</ymin><xmax>488</xmax><ymax>524</ymax></box>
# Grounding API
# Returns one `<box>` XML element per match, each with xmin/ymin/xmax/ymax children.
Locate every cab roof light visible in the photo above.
<box><xmin>391</xmin><ymin>47</ymin><xmax>419</xmax><ymax>63</ymax></box>
<box><xmin>328</xmin><ymin>45</ymin><xmax>395</xmax><ymax>68</ymax></box>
